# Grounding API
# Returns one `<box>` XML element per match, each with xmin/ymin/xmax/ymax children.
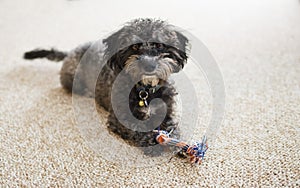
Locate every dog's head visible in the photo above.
<box><xmin>103</xmin><ymin>18</ymin><xmax>189</xmax><ymax>86</ymax></box>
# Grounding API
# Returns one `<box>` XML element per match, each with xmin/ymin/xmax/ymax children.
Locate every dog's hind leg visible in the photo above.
<box><xmin>24</xmin><ymin>42</ymin><xmax>93</xmax><ymax>95</ymax></box>
<box><xmin>59</xmin><ymin>42</ymin><xmax>93</xmax><ymax>94</ymax></box>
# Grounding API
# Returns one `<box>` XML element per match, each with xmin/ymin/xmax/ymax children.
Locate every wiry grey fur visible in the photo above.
<box><xmin>24</xmin><ymin>18</ymin><xmax>189</xmax><ymax>156</ymax></box>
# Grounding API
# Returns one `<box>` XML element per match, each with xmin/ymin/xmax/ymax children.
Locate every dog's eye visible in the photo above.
<box><xmin>155</xmin><ymin>43</ymin><xmax>164</xmax><ymax>49</ymax></box>
<box><xmin>132</xmin><ymin>44</ymin><xmax>139</xmax><ymax>51</ymax></box>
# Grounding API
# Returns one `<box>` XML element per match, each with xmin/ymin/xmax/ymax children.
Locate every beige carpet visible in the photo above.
<box><xmin>1</xmin><ymin>0</ymin><xmax>299</xmax><ymax>187</ymax></box>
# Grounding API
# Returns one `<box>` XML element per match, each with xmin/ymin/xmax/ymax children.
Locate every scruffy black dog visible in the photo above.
<box><xmin>24</xmin><ymin>18</ymin><xmax>189</xmax><ymax>155</ymax></box>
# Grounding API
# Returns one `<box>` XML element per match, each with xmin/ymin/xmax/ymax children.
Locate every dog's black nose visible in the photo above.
<box><xmin>144</xmin><ymin>63</ymin><xmax>157</xmax><ymax>72</ymax></box>
<box><xmin>140</xmin><ymin>55</ymin><xmax>157</xmax><ymax>72</ymax></box>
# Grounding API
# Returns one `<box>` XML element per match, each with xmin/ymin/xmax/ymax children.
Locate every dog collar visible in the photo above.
<box><xmin>135</xmin><ymin>83</ymin><xmax>161</xmax><ymax>107</ymax></box>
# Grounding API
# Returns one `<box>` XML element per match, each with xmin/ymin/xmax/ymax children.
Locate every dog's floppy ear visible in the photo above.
<box><xmin>173</xmin><ymin>31</ymin><xmax>189</xmax><ymax>72</ymax></box>
<box><xmin>175</xmin><ymin>30</ymin><xmax>189</xmax><ymax>53</ymax></box>
<box><xmin>103</xmin><ymin>29</ymin><xmax>123</xmax><ymax>56</ymax></box>
<box><xmin>103</xmin><ymin>29</ymin><xmax>124</xmax><ymax>70</ymax></box>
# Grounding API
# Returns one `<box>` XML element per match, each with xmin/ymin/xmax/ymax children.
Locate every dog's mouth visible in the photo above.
<box><xmin>141</xmin><ymin>74</ymin><xmax>160</xmax><ymax>87</ymax></box>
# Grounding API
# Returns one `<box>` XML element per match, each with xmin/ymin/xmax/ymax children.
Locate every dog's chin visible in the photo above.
<box><xmin>141</xmin><ymin>74</ymin><xmax>161</xmax><ymax>86</ymax></box>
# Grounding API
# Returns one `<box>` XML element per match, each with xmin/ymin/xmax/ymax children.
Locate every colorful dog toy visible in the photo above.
<box><xmin>154</xmin><ymin>130</ymin><xmax>208</xmax><ymax>165</ymax></box>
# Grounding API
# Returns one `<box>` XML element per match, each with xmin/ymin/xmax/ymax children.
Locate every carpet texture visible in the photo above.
<box><xmin>0</xmin><ymin>0</ymin><xmax>299</xmax><ymax>187</ymax></box>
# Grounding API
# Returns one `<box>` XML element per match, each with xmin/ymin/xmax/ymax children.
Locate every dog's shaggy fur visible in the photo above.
<box><xmin>24</xmin><ymin>18</ymin><xmax>189</xmax><ymax>155</ymax></box>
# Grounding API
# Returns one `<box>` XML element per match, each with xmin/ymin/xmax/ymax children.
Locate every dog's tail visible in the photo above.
<box><xmin>23</xmin><ymin>48</ymin><xmax>68</xmax><ymax>62</ymax></box>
